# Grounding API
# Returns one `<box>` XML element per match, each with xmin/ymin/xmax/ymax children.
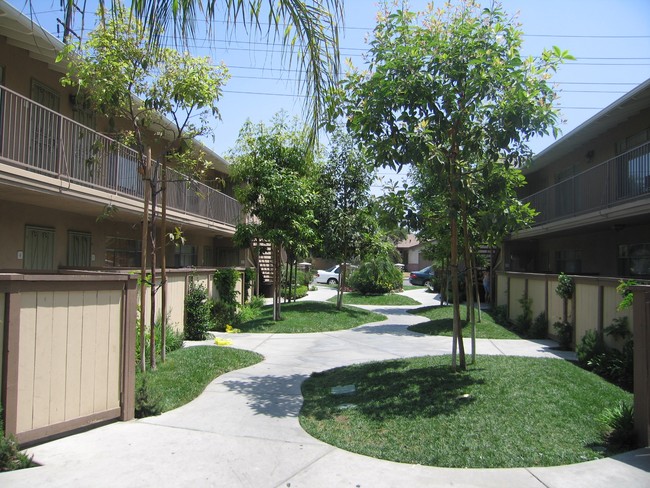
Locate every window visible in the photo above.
<box><xmin>68</xmin><ymin>231</ymin><xmax>91</xmax><ymax>267</ymax></box>
<box><xmin>215</xmin><ymin>248</ymin><xmax>240</xmax><ymax>267</ymax></box>
<box><xmin>618</xmin><ymin>243</ymin><xmax>650</xmax><ymax>277</ymax></box>
<box><xmin>555</xmin><ymin>249</ymin><xmax>581</xmax><ymax>274</ymax></box>
<box><xmin>24</xmin><ymin>226</ymin><xmax>56</xmax><ymax>270</ymax></box>
<box><xmin>203</xmin><ymin>246</ymin><xmax>214</xmax><ymax>266</ymax></box>
<box><xmin>174</xmin><ymin>244</ymin><xmax>197</xmax><ymax>267</ymax></box>
<box><xmin>105</xmin><ymin>236</ymin><xmax>141</xmax><ymax>267</ymax></box>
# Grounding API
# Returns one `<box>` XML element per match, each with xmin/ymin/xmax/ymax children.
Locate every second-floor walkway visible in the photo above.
<box><xmin>0</xmin><ymin>84</ymin><xmax>241</xmax><ymax>228</ymax></box>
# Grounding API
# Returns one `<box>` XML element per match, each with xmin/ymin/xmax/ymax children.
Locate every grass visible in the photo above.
<box><xmin>408</xmin><ymin>305</ymin><xmax>520</xmax><ymax>340</ymax></box>
<box><xmin>238</xmin><ymin>301</ymin><xmax>386</xmax><ymax>333</ymax></box>
<box><xmin>401</xmin><ymin>285</ymin><xmax>423</xmax><ymax>291</ymax></box>
<box><xmin>300</xmin><ymin>355</ymin><xmax>632</xmax><ymax>468</ymax></box>
<box><xmin>326</xmin><ymin>292</ymin><xmax>421</xmax><ymax>306</ymax></box>
<box><xmin>137</xmin><ymin>346</ymin><xmax>263</xmax><ymax>413</ymax></box>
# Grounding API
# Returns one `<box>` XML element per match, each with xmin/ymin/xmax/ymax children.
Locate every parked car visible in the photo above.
<box><xmin>314</xmin><ymin>264</ymin><xmax>356</xmax><ymax>285</ymax></box>
<box><xmin>409</xmin><ymin>265</ymin><xmax>435</xmax><ymax>288</ymax></box>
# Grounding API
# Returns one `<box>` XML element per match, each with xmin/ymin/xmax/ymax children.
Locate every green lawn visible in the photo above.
<box><xmin>238</xmin><ymin>301</ymin><xmax>386</xmax><ymax>333</ymax></box>
<box><xmin>408</xmin><ymin>305</ymin><xmax>519</xmax><ymax>339</ymax></box>
<box><xmin>327</xmin><ymin>292</ymin><xmax>421</xmax><ymax>306</ymax></box>
<box><xmin>137</xmin><ymin>346</ymin><xmax>263</xmax><ymax>414</ymax></box>
<box><xmin>300</xmin><ymin>355</ymin><xmax>632</xmax><ymax>468</ymax></box>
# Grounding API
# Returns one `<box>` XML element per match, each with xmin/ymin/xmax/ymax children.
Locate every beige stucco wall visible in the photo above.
<box><xmin>16</xmin><ymin>289</ymin><xmax>122</xmax><ymax>435</ymax></box>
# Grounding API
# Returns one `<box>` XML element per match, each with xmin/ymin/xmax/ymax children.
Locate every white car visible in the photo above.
<box><xmin>314</xmin><ymin>264</ymin><xmax>356</xmax><ymax>285</ymax></box>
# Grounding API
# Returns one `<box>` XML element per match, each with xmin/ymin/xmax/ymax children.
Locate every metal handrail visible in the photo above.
<box><xmin>523</xmin><ymin>141</ymin><xmax>650</xmax><ymax>225</ymax></box>
<box><xmin>0</xmin><ymin>84</ymin><xmax>241</xmax><ymax>226</ymax></box>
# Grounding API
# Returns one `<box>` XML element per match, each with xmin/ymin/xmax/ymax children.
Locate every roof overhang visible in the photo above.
<box><xmin>525</xmin><ymin>78</ymin><xmax>650</xmax><ymax>175</ymax></box>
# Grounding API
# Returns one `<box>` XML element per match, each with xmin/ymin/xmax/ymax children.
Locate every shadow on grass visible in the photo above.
<box><xmin>303</xmin><ymin>359</ymin><xmax>483</xmax><ymax>422</ymax></box>
<box><xmin>222</xmin><ymin>373</ymin><xmax>309</xmax><ymax>418</ymax></box>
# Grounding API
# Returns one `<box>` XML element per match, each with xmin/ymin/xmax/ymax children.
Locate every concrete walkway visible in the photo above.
<box><xmin>2</xmin><ymin>286</ymin><xmax>649</xmax><ymax>487</ymax></box>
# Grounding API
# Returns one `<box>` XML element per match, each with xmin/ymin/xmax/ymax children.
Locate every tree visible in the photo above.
<box><xmin>230</xmin><ymin>113</ymin><xmax>319</xmax><ymax>321</ymax></box>
<box><xmin>340</xmin><ymin>1</ymin><xmax>572</xmax><ymax>370</ymax></box>
<box><xmin>57</xmin><ymin>0</ymin><xmax>342</xmax><ymax>147</ymax></box>
<box><xmin>59</xmin><ymin>7</ymin><xmax>229</xmax><ymax>370</ymax></box>
<box><xmin>315</xmin><ymin>127</ymin><xmax>376</xmax><ymax>308</ymax></box>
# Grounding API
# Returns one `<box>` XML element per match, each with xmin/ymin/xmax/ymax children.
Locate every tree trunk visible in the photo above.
<box><xmin>273</xmin><ymin>244</ymin><xmax>282</xmax><ymax>321</ymax></box>
<box><xmin>450</xmin><ymin>192</ymin><xmax>466</xmax><ymax>372</ymax></box>
<box><xmin>139</xmin><ymin>151</ymin><xmax>151</xmax><ymax>372</ymax></box>
<box><xmin>160</xmin><ymin>159</ymin><xmax>167</xmax><ymax>363</ymax></box>
<box><xmin>149</xmin><ymin>165</ymin><xmax>158</xmax><ymax>371</ymax></box>
<box><xmin>462</xmin><ymin>211</ymin><xmax>476</xmax><ymax>364</ymax></box>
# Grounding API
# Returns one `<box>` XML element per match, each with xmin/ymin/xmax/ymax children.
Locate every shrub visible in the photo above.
<box><xmin>576</xmin><ymin>329</ymin><xmax>606</xmax><ymax>367</ymax></box>
<box><xmin>237</xmin><ymin>303</ymin><xmax>262</xmax><ymax>324</ymax></box>
<box><xmin>588</xmin><ymin>340</ymin><xmax>634</xmax><ymax>392</ymax></box>
<box><xmin>598</xmin><ymin>400</ymin><xmax>637</xmax><ymax>453</ymax></box>
<box><xmin>492</xmin><ymin>305</ymin><xmax>509</xmax><ymax>326</ymax></box>
<box><xmin>604</xmin><ymin>316</ymin><xmax>631</xmax><ymax>341</ymax></box>
<box><xmin>214</xmin><ymin>268</ymin><xmax>240</xmax><ymax>303</ymax></box>
<box><xmin>212</xmin><ymin>268</ymin><xmax>242</xmax><ymax>331</ymax></box>
<box><xmin>349</xmin><ymin>255</ymin><xmax>403</xmax><ymax>295</ymax></box>
<box><xmin>137</xmin><ymin>316</ymin><xmax>184</xmax><ymax>363</ymax></box>
<box><xmin>556</xmin><ymin>272</ymin><xmax>574</xmax><ymax>300</ymax></box>
<box><xmin>184</xmin><ymin>281</ymin><xmax>214</xmax><ymax>340</ymax></box>
<box><xmin>281</xmin><ymin>284</ymin><xmax>309</xmax><ymax>299</ymax></box>
<box><xmin>0</xmin><ymin>407</ymin><xmax>32</xmax><ymax>472</ymax></box>
<box><xmin>135</xmin><ymin>374</ymin><xmax>162</xmax><ymax>418</ymax></box>
<box><xmin>248</xmin><ymin>295</ymin><xmax>265</xmax><ymax>310</ymax></box>
<box><xmin>528</xmin><ymin>312</ymin><xmax>548</xmax><ymax>339</ymax></box>
<box><xmin>553</xmin><ymin>320</ymin><xmax>573</xmax><ymax>350</ymax></box>
<box><xmin>515</xmin><ymin>295</ymin><xmax>532</xmax><ymax>335</ymax></box>
<box><xmin>213</xmin><ymin>301</ymin><xmax>239</xmax><ymax>331</ymax></box>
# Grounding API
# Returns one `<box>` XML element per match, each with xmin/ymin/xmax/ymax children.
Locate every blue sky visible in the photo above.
<box><xmin>14</xmin><ymin>0</ymin><xmax>650</xmax><ymax>168</ymax></box>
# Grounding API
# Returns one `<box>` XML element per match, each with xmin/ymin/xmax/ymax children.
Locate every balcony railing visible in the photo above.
<box><xmin>523</xmin><ymin>141</ymin><xmax>650</xmax><ymax>226</ymax></box>
<box><xmin>0</xmin><ymin>85</ymin><xmax>241</xmax><ymax>227</ymax></box>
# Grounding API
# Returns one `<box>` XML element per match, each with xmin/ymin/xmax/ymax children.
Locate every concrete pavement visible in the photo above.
<box><xmin>2</xmin><ymin>286</ymin><xmax>649</xmax><ymax>487</ymax></box>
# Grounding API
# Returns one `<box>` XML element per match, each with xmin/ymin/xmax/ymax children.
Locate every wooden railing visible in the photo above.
<box><xmin>0</xmin><ymin>84</ymin><xmax>241</xmax><ymax>226</ymax></box>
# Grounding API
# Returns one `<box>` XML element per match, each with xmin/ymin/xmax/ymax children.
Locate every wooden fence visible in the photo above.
<box><xmin>496</xmin><ymin>272</ymin><xmax>632</xmax><ymax>348</ymax></box>
<box><xmin>1</xmin><ymin>273</ymin><xmax>137</xmax><ymax>444</ymax></box>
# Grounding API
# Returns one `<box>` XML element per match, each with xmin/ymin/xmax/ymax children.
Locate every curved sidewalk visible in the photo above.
<box><xmin>2</xmin><ymin>286</ymin><xmax>649</xmax><ymax>487</ymax></box>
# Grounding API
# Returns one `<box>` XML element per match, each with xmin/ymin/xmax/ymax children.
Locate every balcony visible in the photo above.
<box><xmin>0</xmin><ymin>84</ymin><xmax>241</xmax><ymax>227</ymax></box>
<box><xmin>523</xmin><ymin>141</ymin><xmax>650</xmax><ymax>227</ymax></box>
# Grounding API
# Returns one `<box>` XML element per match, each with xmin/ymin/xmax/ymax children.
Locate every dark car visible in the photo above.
<box><xmin>409</xmin><ymin>266</ymin><xmax>435</xmax><ymax>287</ymax></box>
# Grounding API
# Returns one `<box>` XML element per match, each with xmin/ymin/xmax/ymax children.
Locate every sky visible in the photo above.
<box><xmin>12</xmin><ymin>0</ymin><xmax>650</xmax><ymax>190</ymax></box>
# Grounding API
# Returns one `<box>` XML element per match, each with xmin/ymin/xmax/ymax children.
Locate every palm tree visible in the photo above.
<box><xmin>58</xmin><ymin>0</ymin><xmax>343</xmax><ymax>145</ymax></box>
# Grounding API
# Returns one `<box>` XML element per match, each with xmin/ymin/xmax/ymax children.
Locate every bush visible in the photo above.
<box><xmin>184</xmin><ymin>281</ymin><xmax>214</xmax><ymax>340</ymax></box>
<box><xmin>515</xmin><ymin>296</ymin><xmax>532</xmax><ymax>335</ymax></box>
<box><xmin>604</xmin><ymin>316</ymin><xmax>631</xmax><ymax>341</ymax></box>
<box><xmin>214</xmin><ymin>268</ymin><xmax>240</xmax><ymax>303</ymax></box>
<box><xmin>281</xmin><ymin>284</ymin><xmax>309</xmax><ymax>299</ymax></box>
<box><xmin>248</xmin><ymin>295</ymin><xmax>265</xmax><ymax>309</ymax></box>
<box><xmin>556</xmin><ymin>272</ymin><xmax>574</xmax><ymax>300</ymax></box>
<box><xmin>349</xmin><ymin>255</ymin><xmax>403</xmax><ymax>295</ymax></box>
<box><xmin>528</xmin><ymin>312</ymin><xmax>548</xmax><ymax>339</ymax></box>
<box><xmin>588</xmin><ymin>340</ymin><xmax>634</xmax><ymax>392</ymax></box>
<box><xmin>553</xmin><ymin>320</ymin><xmax>573</xmax><ymax>350</ymax></box>
<box><xmin>598</xmin><ymin>400</ymin><xmax>637</xmax><ymax>453</ymax></box>
<box><xmin>135</xmin><ymin>374</ymin><xmax>163</xmax><ymax>418</ymax></box>
<box><xmin>576</xmin><ymin>329</ymin><xmax>607</xmax><ymax>367</ymax></box>
<box><xmin>0</xmin><ymin>407</ymin><xmax>32</xmax><ymax>472</ymax></box>
<box><xmin>492</xmin><ymin>305</ymin><xmax>509</xmax><ymax>326</ymax></box>
<box><xmin>137</xmin><ymin>316</ymin><xmax>185</xmax><ymax>363</ymax></box>
<box><xmin>213</xmin><ymin>301</ymin><xmax>239</xmax><ymax>331</ymax></box>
